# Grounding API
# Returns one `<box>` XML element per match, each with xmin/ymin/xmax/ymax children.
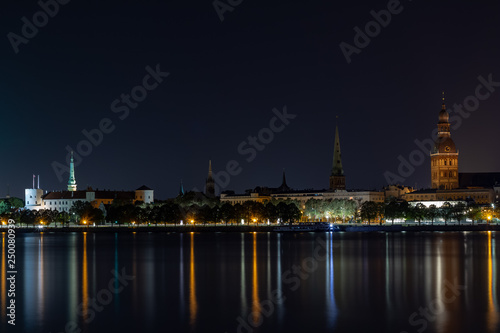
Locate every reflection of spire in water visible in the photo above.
<box><xmin>132</xmin><ymin>232</ymin><xmax>137</xmax><ymax>315</ymax></box>
<box><xmin>326</xmin><ymin>233</ymin><xmax>338</xmax><ymax>329</ymax></box>
<box><xmin>240</xmin><ymin>233</ymin><xmax>247</xmax><ymax>313</ymax></box>
<box><xmin>277</xmin><ymin>233</ymin><xmax>283</xmax><ymax>323</ymax></box>
<box><xmin>69</xmin><ymin>234</ymin><xmax>77</xmax><ymax>324</ymax></box>
<box><xmin>252</xmin><ymin>233</ymin><xmax>261</xmax><ymax>325</ymax></box>
<box><xmin>39</xmin><ymin>234</ymin><xmax>45</xmax><ymax>322</ymax></box>
<box><xmin>179</xmin><ymin>234</ymin><xmax>185</xmax><ymax>320</ymax></box>
<box><xmin>267</xmin><ymin>233</ymin><xmax>271</xmax><ymax>299</ymax></box>
<box><xmin>114</xmin><ymin>233</ymin><xmax>120</xmax><ymax>313</ymax></box>
<box><xmin>82</xmin><ymin>233</ymin><xmax>88</xmax><ymax>331</ymax></box>
<box><xmin>487</xmin><ymin>232</ymin><xmax>499</xmax><ymax>331</ymax></box>
<box><xmin>1</xmin><ymin>236</ymin><xmax>5</xmax><ymax>323</ymax></box>
<box><xmin>189</xmin><ymin>233</ymin><xmax>198</xmax><ymax>328</ymax></box>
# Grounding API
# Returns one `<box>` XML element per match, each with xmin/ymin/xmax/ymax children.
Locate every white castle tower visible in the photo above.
<box><xmin>25</xmin><ymin>175</ymin><xmax>43</xmax><ymax>210</ymax></box>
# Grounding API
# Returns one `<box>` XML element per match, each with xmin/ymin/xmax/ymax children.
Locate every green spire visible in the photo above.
<box><xmin>67</xmin><ymin>151</ymin><xmax>77</xmax><ymax>191</ymax></box>
<box><xmin>179</xmin><ymin>180</ymin><xmax>185</xmax><ymax>196</ymax></box>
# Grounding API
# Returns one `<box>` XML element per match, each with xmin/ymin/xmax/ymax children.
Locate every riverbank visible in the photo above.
<box><xmin>4</xmin><ymin>223</ymin><xmax>500</xmax><ymax>233</ymax></box>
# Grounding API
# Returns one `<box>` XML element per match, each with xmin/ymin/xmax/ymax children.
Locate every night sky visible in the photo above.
<box><xmin>1</xmin><ymin>0</ymin><xmax>499</xmax><ymax>200</ymax></box>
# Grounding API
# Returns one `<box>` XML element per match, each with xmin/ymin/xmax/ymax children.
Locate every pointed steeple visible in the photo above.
<box><xmin>282</xmin><ymin>169</ymin><xmax>287</xmax><ymax>187</ymax></box>
<box><xmin>205</xmin><ymin>160</ymin><xmax>215</xmax><ymax>198</ymax></box>
<box><xmin>67</xmin><ymin>151</ymin><xmax>77</xmax><ymax>191</ymax></box>
<box><xmin>179</xmin><ymin>180</ymin><xmax>185</xmax><ymax>196</ymax></box>
<box><xmin>441</xmin><ymin>91</ymin><xmax>446</xmax><ymax>110</ymax></box>
<box><xmin>331</xmin><ymin>121</ymin><xmax>344</xmax><ymax>176</ymax></box>
<box><xmin>329</xmin><ymin>118</ymin><xmax>346</xmax><ymax>190</ymax></box>
<box><xmin>208</xmin><ymin>160</ymin><xmax>213</xmax><ymax>180</ymax></box>
<box><xmin>277</xmin><ymin>168</ymin><xmax>291</xmax><ymax>192</ymax></box>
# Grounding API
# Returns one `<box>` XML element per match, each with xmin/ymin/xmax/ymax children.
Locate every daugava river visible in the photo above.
<box><xmin>1</xmin><ymin>231</ymin><xmax>499</xmax><ymax>333</ymax></box>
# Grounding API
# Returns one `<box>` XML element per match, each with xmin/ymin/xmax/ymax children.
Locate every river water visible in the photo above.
<box><xmin>1</xmin><ymin>231</ymin><xmax>499</xmax><ymax>333</ymax></box>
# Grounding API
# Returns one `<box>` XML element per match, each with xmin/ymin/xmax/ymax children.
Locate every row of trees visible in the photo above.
<box><xmin>303</xmin><ymin>199</ymin><xmax>358</xmax><ymax>222</ymax></box>
<box><xmin>105</xmin><ymin>200</ymin><xmax>302</xmax><ymax>226</ymax></box>
<box><xmin>2</xmin><ymin>191</ymin><xmax>498</xmax><ymax>226</ymax></box>
<box><xmin>360</xmin><ymin>200</ymin><xmax>498</xmax><ymax>225</ymax></box>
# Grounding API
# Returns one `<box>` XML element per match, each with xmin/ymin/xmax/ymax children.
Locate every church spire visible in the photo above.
<box><xmin>205</xmin><ymin>160</ymin><xmax>215</xmax><ymax>198</ymax></box>
<box><xmin>331</xmin><ymin>121</ymin><xmax>344</xmax><ymax>176</ymax></box>
<box><xmin>67</xmin><ymin>151</ymin><xmax>77</xmax><ymax>191</ymax></box>
<box><xmin>442</xmin><ymin>91</ymin><xmax>446</xmax><ymax>110</ymax></box>
<box><xmin>277</xmin><ymin>168</ymin><xmax>291</xmax><ymax>192</ymax></box>
<box><xmin>329</xmin><ymin>118</ymin><xmax>346</xmax><ymax>191</ymax></box>
<box><xmin>282</xmin><ymin>169</ymin><xmax>287</xmax><ymax>187</ymax></box>
<box><xmin>179</xmin><ymin>180</ymin><xmax>185</xmax><ymax>196</ymax></box>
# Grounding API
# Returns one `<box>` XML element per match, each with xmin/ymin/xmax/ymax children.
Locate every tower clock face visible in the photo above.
<box><xmin>445</xmin><ymin>146</ymin><xmax>450</xmax><ymax>152</ymax></box>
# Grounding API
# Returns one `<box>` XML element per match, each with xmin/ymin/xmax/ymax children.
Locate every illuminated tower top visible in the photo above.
<box><xmin>431</xmin><ymin>93</ymin><xmax>459</xmax><ymax>190</ymax></box>
<box><xmin>67</xmin><ymin>151</ymin><xmax>77</xmax><ymax>192</ymax></box>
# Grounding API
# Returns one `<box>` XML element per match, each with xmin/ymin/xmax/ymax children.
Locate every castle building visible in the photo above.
<box><xmin>431</xmin><ymin>96</ymin><xmax>459</xmax><ymax>190</ymax></box>
<box><xmin>329</xmin><ymin>123</ymin><xmax>346</xmax><ymax>190</ymax></box>
<box><xmin>24</xmin><ymin>155</ymin><xmax>153</xmax><ymax>212</ymax></box>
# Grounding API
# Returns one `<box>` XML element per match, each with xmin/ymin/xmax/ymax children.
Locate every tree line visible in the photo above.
<box><xmin>359</xmin><ymin>200</ymin><xmax>498</xmax><ymax>225</ymax></box>
<box><xmin>1</xmin><ymin>192</ymin><xmax>498</xmax><ymax>227</ymax></box>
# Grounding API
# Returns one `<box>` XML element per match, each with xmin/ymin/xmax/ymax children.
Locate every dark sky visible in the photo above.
<box><xmin>1</xmin><ymin>0</ymin><xmax>499</xmax><ymax>200</ymax></box>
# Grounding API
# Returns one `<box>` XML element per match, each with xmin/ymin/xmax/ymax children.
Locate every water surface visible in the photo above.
<box><xmin>1</xmin><ymin>231</ymin><xmax>499</xmax><ymax>333</ymax></box>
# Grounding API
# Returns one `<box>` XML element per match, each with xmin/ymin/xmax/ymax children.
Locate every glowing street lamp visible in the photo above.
<box><xmin>191</xmin><ymin>219</ymin><xmax>194</xmax><ymax>224</ymax></box>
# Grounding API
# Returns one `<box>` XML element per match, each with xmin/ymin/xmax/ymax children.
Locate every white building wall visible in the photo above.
<box><xmin>135</xmin><ymin>190</ymin><xmax>154</xmax><ymax>204</ymax></box>
<box><xmin>25</xmin><ymin>189</ymin><xmax>44</xmax><ymax>211</ymax></box>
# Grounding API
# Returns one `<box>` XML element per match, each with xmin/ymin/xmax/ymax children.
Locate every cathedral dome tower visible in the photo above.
<box><xmin>431</xmin><ymin>93</ymin><xmax>459</xmax><ymax>190</ymax></box>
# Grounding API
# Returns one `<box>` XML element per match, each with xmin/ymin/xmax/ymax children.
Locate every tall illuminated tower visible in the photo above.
<box><xmin>431</xmin><ymin>94</ymin><xmax>459</xmax><ymax>190</ymax></box>
<box><xmin>329</xmin><ymin>121</ymin><xmax>346</xmax><ymax>190</ymax></box>
<box><xmin>67</xmin><ymin>151</ymin><xmax>77</xmax><ymax>191</ymax></box>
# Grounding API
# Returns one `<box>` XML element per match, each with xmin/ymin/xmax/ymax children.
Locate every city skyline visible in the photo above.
<box><xmin>1</xmin><ymin>1</ymin><xmax>499</xmax><ymax>200</ymax></box>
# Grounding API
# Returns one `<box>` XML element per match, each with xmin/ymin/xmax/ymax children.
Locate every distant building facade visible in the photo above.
<box><xmin>403</xmin><ymin>188</ymin><xmax>494</xmax><ymax>204</ymax></box>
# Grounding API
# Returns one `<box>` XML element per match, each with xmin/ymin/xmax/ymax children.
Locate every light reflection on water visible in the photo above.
<box><xmin>1</xmin><ymin>235</ymin><xmax>5</xmax><ymax>323</ymax></box>
<box><xmin>189</xmin><ymin>232</ymin><xmax>197</xmax><ymax>328</ymax></box>
<box><xmin>0</xmin><ymin>231</ymin><xmax>499</xmax><ymax>333</ymax></box>
<box><xmin>488</xmin><ymin>231</ymin><xmax>499</xmax><ymax>331</ymax></box>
